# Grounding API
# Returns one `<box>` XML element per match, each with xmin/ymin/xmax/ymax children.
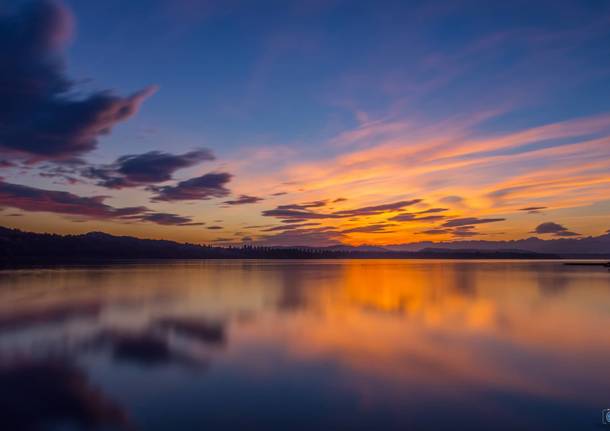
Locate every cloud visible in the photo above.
<box><xmin>83</xmin><ymin>149</ymin><xmax>215</xmax><ymax>189</ymax></box>
<box><xmin>136</xmin><ymin>212</ymin><xmax>205</xmax><ymax>226</ymax></box>
<box><xmin>519</xmin><ymin>206</ymin><xmax>547</xmax><ymax>214</ymax></box>
<box><xmin>276</xmin><ymin>200</ymin><xmax>329</xmax><ymax>210</ymax></box>
<box><xmin>262</xmin><ymin>199</ymin><xmax>421</xmax><ymax>221</ymax></box>
<box><xmin>262</xmin><ymin>223</ymin><xmax>321</xmax><ymax>232</ymax></box>
<box><xmin>0</xmin><ymin>0</ymin><xmax>156</xmax><ymax>162</ymax></box>
<box><xmin>0</xmin><ymin>180</ymin><xmax>146</xmax><ymax>219</ymax></box>
<box><xmin>261</xmin><ymin>208</ymin><xmax>339</xmax><ymax>220</ymax></box>
<box><xmin>389</xmin><ymin>213</ymin><xmax>446</xmax><ymax>222</ymax></box>
<box><xmin>441</xmin><ymin>217</ymin><xmax>505</xmax><ymax>227</ymax></box>
<box><xmin>417</xmin><ymin>208</ymin><xmax>448</xmax><ymax>214</ymax></box>
<box><xmin>223</xmin><ymin>194</ymin><xmax>264</xmax><ymax>205</ymax></box>
<box><xmin>532</xmin><ymin>221</ymin><xmax>580</xmax><ymax>237</ymax></box>
<box><xmin>207</xmin><ymin>225</ymin><xmax>222</xmax><ymax>230</ymax></box>
<box><xmin>554</xmin><ymin>230</ymin><xmax>580</xmax><ymax>237</ymax></box>
<box><xmin>341</xmin><ymin>223</ymin><xmax>397</xmax><ymax>234</ymax></box>
<box><xmin>0</xmin><ymin>180</ymin><xmax>202</xmax><ymax>226</ymax></box>
<box><xmin>332</xmin><ymin>199</ymin><xmax>421</xmax><ymax>217</ymax></box>
<box><xmin>532</xmin><ymin>222</ymin><xmax>566</xmax><ymax>234</ymax></box>
<box><xmin>419</xmin><ymin>229</ymin><xmax>451</xmax><ymax>235</ymax></box>
<box><xmin>452</xmin><ymin>229</ymin><xmax>481</xmax><ymax>237</ymax></box>
<box><xmin>149</xmin><ymin>172</ymin><xmax>232</xmax><ymax>201</ymax></box>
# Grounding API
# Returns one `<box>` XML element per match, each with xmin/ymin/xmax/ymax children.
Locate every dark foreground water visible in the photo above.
<box><xmin>1</xmin><ymin>260</ymin><xmax>609</xmax><ymax>431</ymax></box>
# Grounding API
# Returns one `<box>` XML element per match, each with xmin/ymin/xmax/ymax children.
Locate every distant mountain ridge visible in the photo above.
<box><xmin>382</xmin><ymin>233</ymin><xmax>610</xmax><ymax>257</ymax></box>
<box><xmin>0</xmin><ymin>226</ymin><xmax>567</xmax><ymax>262</ymax></box>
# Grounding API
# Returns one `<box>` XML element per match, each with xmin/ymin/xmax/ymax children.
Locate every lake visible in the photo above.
<box><xmin>0</xmin><ymin>260</ymin><xmax>609</xmax><ymax>430</ymax></box>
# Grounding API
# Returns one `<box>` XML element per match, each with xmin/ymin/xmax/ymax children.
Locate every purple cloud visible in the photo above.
<box><xmin>136</xmin><ymin>213</ymin><xmax>205</xmax><ymax>226</ymax></box>
<box><xmin>0</xmin><ymin>0</ymin><xmax>155</xmax><ymax>162</ymax></box>
<box><xmin>0</xmin><ymin>180</ymin><xmax>201</xmax><ymax>226</ymax></box>
<box><xmin>533</xmin><ymin>222</ymin><xmax>580</xmax><ymax>237</ymax></box>
<box><xmin>442</xmin><ymin>217</ymin><xmax>505</xmax><ymax>227</ymax></box>
<box><xmin>84</xmin><ymin>149</ymin><xmax>215</xmax><ymax>189</ymax></box>
<box><xmin>333</xmin><ymin>199</ymin><xmax>421</xmax><ymax>217</ymax></box>
<box><xmin>341</xmin><ymin>223</ymin><xmax>397</xmax><ymax>234</ymax></box>
<box><xmin>223</xmin><ymin>195</ymin><xmax>264</xmax><ymax>205</ymax></box>
<box><xmin>149</xmin><ymin>172</ymin><xmax>232</xmax><ymax>201</ymax></box>
<box><xmin>519</xmin><ymin>206</ymin><xmax>547</xmax><ymax>214</ymax></box>
<box><xmin>262</xmin><ymin>199</ymin><xmax>422</xmax><ymax>221</ymax></box>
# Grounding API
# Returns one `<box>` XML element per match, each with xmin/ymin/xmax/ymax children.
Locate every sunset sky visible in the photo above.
<box><xmin>1</xmin><ymin>0</ymin><xmax>609</xmax><ymax>246</ymax></box>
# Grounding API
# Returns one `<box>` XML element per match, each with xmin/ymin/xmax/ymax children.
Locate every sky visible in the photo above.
<box><xmin>0</xmin><ymin>0</ymin><xmax>609</xmax><ymax>246</ymax></box>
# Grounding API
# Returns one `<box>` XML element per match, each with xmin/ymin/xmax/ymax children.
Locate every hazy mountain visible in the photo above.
<box><xmin>383</xmin><ymin>233</ymin><xmax>610</xmax><ymax>257</ymax></box>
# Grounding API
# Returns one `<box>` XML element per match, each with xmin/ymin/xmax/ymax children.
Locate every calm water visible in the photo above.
<box><xmin>1</xmin><ymin>260</ymin><xmax>609</xmax><ymax>431</ymax></box>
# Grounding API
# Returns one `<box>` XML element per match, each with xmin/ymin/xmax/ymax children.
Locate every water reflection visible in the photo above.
<box><xmin>0</xmin><ymin>260</ymin><xmax>609</xmax><ymax>430</ymax></box>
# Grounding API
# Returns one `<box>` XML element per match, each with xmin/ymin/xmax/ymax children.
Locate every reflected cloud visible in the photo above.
<box><xmin>0</xmin><ymin>358</ymin><xmax>132</xmax><ymax>431</ymax></box>
<box><xmin>155</xmin><ymin>317</ymin><xmax>226</xmax><ymax>347</ymax></box>
<box><xmin>0</xmin><ymin>301</ymin><xmax>101</xmax><ymax>333</ymax></box>
<box><xmin>91</xmin><ymin>329</ymin><xmax>207</xmax><ymax>369</ymax></box>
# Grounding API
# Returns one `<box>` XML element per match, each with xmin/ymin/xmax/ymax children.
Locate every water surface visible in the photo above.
<box><xmin>1</xmin><ymin>260</ymin><xmax>609</xmax><ymax>430</ymax></box>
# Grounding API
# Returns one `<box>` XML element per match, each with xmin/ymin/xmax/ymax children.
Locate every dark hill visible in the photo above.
<box><xmin>0</xmin><ymin>226</ymin><xmax>560</xmax><ymax>263</ymax></box>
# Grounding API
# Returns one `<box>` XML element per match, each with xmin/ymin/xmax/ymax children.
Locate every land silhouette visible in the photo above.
<box><xmin>4</xmin><ymin>226</ymin><xmax>610</xmax><ymax>263</ymax></box>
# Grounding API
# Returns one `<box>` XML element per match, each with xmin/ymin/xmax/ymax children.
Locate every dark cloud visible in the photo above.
<box><xmin>263</xmin><ymin>223</ymin><xmax>320</xmax><ymax>232</ymax></box>
<box><xmin>554</xmin><ymin>230</ymin><xmax>580</xmax><ymax>237</ymax></box>
<box><xmin>270</xmin><ymin>192</ymin><xmax>287</xmax><ymax>196</ymax></box>
<box><xmin>452</xmin><ymin>229</ymin><xmax>481</xmax><ymax>237</ymax></box>
<box><xmin>0</xmin><ymin>180</ymin><xmax>202</xmax><ymax>226</ymax></box>
<box><xmin>0</xmin><ymin>0</ymin><xmax>156</xmax><ymax>162</ymax></box>
<box><xmin>277</xmin><ymin>200</ymin><xmax>328</xmax><ymax>210</ymax></box>
<box><xmin>519</xmin><ymin>206</ymin><xmax>547</xmax><ymax>214</ymax></box>
<box><xmin>341</xmin><ymin>223</ymin><xmax>397</xmax><ymax>234</ymax></box>
<box><xmin>332</xmin><ymin>199</ymin><xmax>421</xmax><ymax>217</ymax></box>
<box><xmin>83</xmin><ymin>149</ymin><xmax>214</xmax><ymax>189</ymax></box>
<box><xmin>210</xmin><ymin>237</ymin><xmax>232</xmax><ymax>243</ymax></box>
<box><xmin>0</xmin><ymin>180</ymin><xmax>146</xmax><ymax>219</ymax></box>
<box><xmin>442</xmin><ymin>217</ymin><xmax>505</xmax><ymax>227</ymax></box>
<box><xmin>207</xmin><ymin>226</ymin><xmax>222</xmax><ymax>230</ymax></box>
<box><xmin>262</xmin><ymin>208</ymin><xmax>339</xmax><ymax>220</ymax></box>
<box><xmin>262</xmin><ymin>199</ymin><xmax>421</xmax><ymax>221</ymax></box>
<box><xmin>0</xmin><ymin>358</ymin><xmax>131</xmax><ymax>431</ymax></box>
<box><xmin>533</xmin><ymin>222</ymin><xmax>567</xmax><ymax>234</ymax></box>
<box><xmin>136</xmin><ymin>212</ymin><xmax>205</xmax><ymax>226</ymax></box>
<box><xmin>389</xmin><ymin>213</ymin><xmax>446</xmax><ymax>222</ymax></box>
<box><xmin>533</xmin><ymin>222</ymin><xmax>581</xmax><ymax>237</ymax></box>
<box><xmin>419</xmin><ymin>229</ymin><xmax>451</xmax><ymax>235</ymax></box>
<box><xmin>149</xmin><ymin>172</ymin><xmax>232</xmax><ymax>201</ymax></box>
<box><xmin>417</xmin><ymin>207</ymin><xmax>448</xmax><ymax>214</ymax></box>
<box><xmin>223</xmin><ymin>194</ymin><xmax>264</xmax><ymax>205</ymax></box>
